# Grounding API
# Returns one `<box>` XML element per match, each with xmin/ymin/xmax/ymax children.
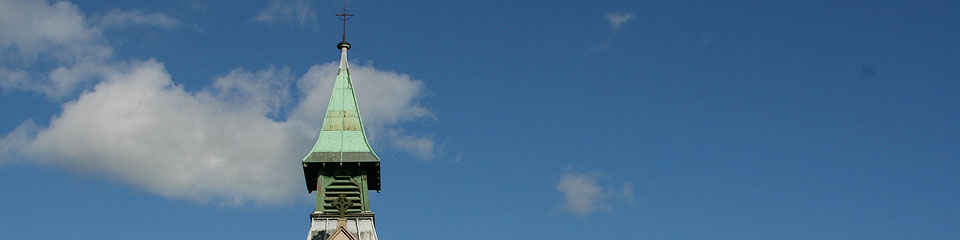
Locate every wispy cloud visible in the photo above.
<box><xmin>586</xmin><ymin>11</ymin><xmax>636</xmax><ymax>54</ymax></box>
<box><xmin>0</xmin><ymin>0</ymin><xmax>180</xmax><ymax>99</ymax></box>
<box><xmin>388</xmin><ymin>130</ymin><xmax>437</xmax><ymax>160</ymax></box>
<box><xmin>0</xmin><ymin>0</ymin><xmax>111</xmax><ymax>98</ymax></box>
<box><xmin>606</xmin><ymin>12</ymin><xmax>635</xmax><ymax>32</ymax></box>
<box><xmin>97</xmin><ymin>9</ymin><xmax>183</xmax><ymax>29</ymax></box>
<box><xmin>556</xmin><ymin>172</ymin><xmax>634</xmax><ymax>215</ymax></box>
<box><xmin>252</xmin><ymin>0</ymin><xmax>317</xmax><ymax>25</ymax></box>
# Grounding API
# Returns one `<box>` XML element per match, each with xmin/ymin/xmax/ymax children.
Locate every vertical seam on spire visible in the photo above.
<box><xmin>339</xmin><ymin>69</ymin><xmax>345</xmax><ymax>162</ymax></box>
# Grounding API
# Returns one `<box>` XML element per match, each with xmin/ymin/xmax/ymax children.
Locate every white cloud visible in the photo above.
<box><xmin>0</xmin><ymin>0</ymin><xmax>110</xmax><ymax>98</ymax></box>
<box><xmin>388</xmin><ymin>130</ymin><xmax>436</xmax><ymax>160</ymax></box>
<box><xmin>0</xmin><ymin>0</ymin><xmax>180</xmax><ymax>99</ymax></box>
<box><xmin>97</xmin><ymin>9</ymin><xmax>182</xmax><ymax>29</ymax></box>
<box><xmin>253</xmin><ymin>0</ymin><xmax>316</xmax><ymax>25</ymax></box>
<box><xmin>32</xmin><ymin>61</ymin><xmax>297</xmax><ymax>203</ymax></box>
<box><xmin>557</xmin><ymin>173</ymin><xmax>604</xmax><ymax>215</ymax></box>
<box><xmin>0</xmin><ymin>0</ymin><xmax>99</xmax><ymax>55</ymax></box>
<box><xmin>586</xmin><ymin>12</ymin><xmax>636</xmax><ymax>54</ymax></box>
<box><xmin>621</xmin><ymin>182</ymin><xmax>635</xmax><ymax>202</ymax></box>
<box><xmin>556</xmin><ymin>172</ymin><xmax>634</xmax><ymax>215</ymax></box>
<box><xmin>0</xmin><ymin>67</ymin><xmax>31</xmax><ymax>94</ymax></box>
<box><xmin>2</xmin><ymin>58</ymin><xmax>436</xmax><ymax>205</ymax></box>
<box><xmin>17</xmin><ymin>60</ymin><xmax>304</xmax><ymax>204</ymax></box>
<box><xmin>0</xmin><ymin>119</ymin><xmax>37</xmax><ymax>163</ymax></box>
<box><xmin>211</xmin><ymin>66</ymin><xmax>295</xmax><ymax>118</ymax></box>
<box><xmin>606</xmin><ymin>12</ymin><xmax>634</xmax><ymax>32</ymax></box>
<box><xmin>0</xmin><ymin>0</ymin><xmax>438</xmax><ymax>206</ymax></box>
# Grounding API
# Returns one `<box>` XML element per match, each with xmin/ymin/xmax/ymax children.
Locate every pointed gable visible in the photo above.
<box><xmin>327</xmin><ymin>225</ymin><xmax>357</xmax><ymax>240</ymax></box>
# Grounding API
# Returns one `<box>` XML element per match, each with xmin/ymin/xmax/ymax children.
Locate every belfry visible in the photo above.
<box><xmin>302</xmin><ymin>9</ymin><xmax>380</xmax><ymax>240</ymax></box>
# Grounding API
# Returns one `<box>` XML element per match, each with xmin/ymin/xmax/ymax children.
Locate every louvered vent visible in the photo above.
<box><xmin>322</xmin><ymin>176</ymin><xmax>363</xmax><ymax>214</ymax></box>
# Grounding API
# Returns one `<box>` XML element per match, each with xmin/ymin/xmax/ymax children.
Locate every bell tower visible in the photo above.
<box><xmin>302</xmin><ymin>8</ymin><xmax>380</xmax><ymax>240</ymax></box>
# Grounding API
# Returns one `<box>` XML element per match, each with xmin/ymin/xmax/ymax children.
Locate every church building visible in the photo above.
<box><xmin>302</xmin><ymin>10</ymin><xmax>380</xmax><ymax>240</ymax></box>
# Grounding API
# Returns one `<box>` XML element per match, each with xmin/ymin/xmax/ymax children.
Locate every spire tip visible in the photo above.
<box><xmin>336</xmin><ymin>8</ymin><xmax>353</xmax><ymax>50</ymax></box>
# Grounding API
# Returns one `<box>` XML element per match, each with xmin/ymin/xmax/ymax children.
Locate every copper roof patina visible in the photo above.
<box><xmin>302</xmin><ymin>43</ymin><xmax>381</xmax><ymax>192</ymax></box>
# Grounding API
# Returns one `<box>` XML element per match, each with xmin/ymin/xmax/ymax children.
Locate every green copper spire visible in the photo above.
<box><xmin>303</xmin><ymin>45</ymin><xmax>379</xmax><ymax>162</ymax></box>
<box><xmin>302</xmin><ymin>42</ymin><xmax>381</xmax><ymax>194</ymax></box>
<box><xmin>304</xmin><ymin>11</ymin><xmax>381</xmax><ymax>240</ymax></box>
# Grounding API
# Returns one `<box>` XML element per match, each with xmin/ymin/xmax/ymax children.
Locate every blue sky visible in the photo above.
<box><xmin>1</xmin><ymin>0</ymin><xmax>958</xmax><ymax>239</ymax></box>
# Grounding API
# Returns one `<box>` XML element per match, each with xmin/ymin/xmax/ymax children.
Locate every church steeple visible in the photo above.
<box><xmin>302</xmin><ymin>37</ymin><xmax>381</xmax><ymax>188</ymax></box>
<box><xmin>303</xmin><ymin>9</ymin><xmax>380</xmax><ymax>240</ymax></box>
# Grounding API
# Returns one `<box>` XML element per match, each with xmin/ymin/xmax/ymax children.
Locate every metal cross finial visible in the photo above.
<box><xmin>336</xmin><ymin>8</ymin><xmax>354</xmax><ymax>42</ymax></box>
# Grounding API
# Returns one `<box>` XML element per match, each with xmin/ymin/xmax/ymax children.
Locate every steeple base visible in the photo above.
<box><xmin>306</xmin><ymin>213</ymin><xmax>378</xmax><ymax>240</ymax></box>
